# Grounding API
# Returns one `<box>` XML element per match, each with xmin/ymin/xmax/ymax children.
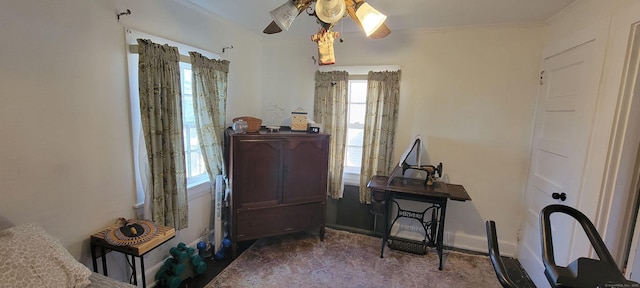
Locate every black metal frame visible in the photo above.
<box><xmin>381</xmin><ymin>191</ymin><xmax>448</xmax><ymax>270</ymax></box>
<box><xmin>90</xmin><ymin>236</ymin><xmax>174</xmax><ymax>288</ymax></box>
<box><xmin>386</xmin><ymin>198</ymin><xmax>441</xmax><ymax>255</ymax></box>
<box><xmin>486</xmin><ymin>220</ymin><xmax>521</xmax><ymax>288</ymax></box>
<box><xmin>540</xmin><ymin>204</ymin><xmax>640</xmax><ymax>288</ymax></box>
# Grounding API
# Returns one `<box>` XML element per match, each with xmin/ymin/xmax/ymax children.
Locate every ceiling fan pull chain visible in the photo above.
<box><xmin>340</xmin><ymin>17</ymin><xmax>344</xmax><ymax>42</ymax></box>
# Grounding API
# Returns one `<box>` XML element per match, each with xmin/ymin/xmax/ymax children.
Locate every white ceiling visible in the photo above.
<box><xmin>177</xmin><ymin>0</ymin><xmax>578</xmax><ymax>37</ymax></box>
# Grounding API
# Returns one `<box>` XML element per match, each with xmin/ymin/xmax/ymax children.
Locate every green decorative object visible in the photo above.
<box><xmin>155</xmin><ymin>242</ymin><xmax>207</xmax><ymax>288</ymax></box>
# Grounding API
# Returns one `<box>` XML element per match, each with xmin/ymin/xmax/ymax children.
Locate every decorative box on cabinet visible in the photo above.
<box><xmin>225</xmin><ymin>128</ymin><xmax>330</xmax><ymax>257</ymax></box>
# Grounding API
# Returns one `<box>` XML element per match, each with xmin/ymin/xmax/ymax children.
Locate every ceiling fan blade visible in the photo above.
<box><xmin>263</xmin><ymin>21</ymin><xmax>283</xmax><ymax>34</ymax></box>
<box><xmin>345</xmin><ymin>0</ymin><xmax>362</xmax><ymax>27</ymax></box>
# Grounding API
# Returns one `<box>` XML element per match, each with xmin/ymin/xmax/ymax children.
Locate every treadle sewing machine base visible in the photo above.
<box><xmin>388</xmin><ymin>237</ymin><xmax>428</xmax><ymax>255</ymax></box>
<box><xmin>368</xmin><ymin>176</ymin><xmax>471</xmax><ymax>270</ymax></box>
<box><xmin>385</xmin><ymin>197</ymin><xmax>443</xmax><ymax>256</ymax></box>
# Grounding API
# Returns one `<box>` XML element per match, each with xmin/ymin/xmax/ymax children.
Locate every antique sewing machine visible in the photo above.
<box><xmin>369</xmin><ymin>136</ymin><xmax>469</xmax><ymax>269</ymax></box>
<box><xmin>402</xmin><ymin>161</ymin><xmax>443</xmax><ymax>186</ymax></box>
<box><xmin>393</xmin><ymin>136</ymin><xmax>443</xmax><ymax>186</ymax></box>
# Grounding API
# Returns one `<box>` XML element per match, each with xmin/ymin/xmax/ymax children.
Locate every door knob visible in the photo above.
<box><xmin>552</xmin><ymin>192</ymin><xmax>567</xmax><ymax>201</ymax></box>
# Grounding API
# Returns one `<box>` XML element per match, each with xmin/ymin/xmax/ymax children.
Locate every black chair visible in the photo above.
<box><xmin>540</xmin><ymin>204</ymin><xmax>640</xmax><ymax>288</ymax></box>
<box><xmin>486</xmin><ymin>220</ymin><xmax>521</xmax><ymax>288</ymax></box>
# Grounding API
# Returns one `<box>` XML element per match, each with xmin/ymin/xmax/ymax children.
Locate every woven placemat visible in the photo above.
<box><xmin>104</xmin><ymin>219</ymin><xmax>158</xmax><ymax>246</ymax></box>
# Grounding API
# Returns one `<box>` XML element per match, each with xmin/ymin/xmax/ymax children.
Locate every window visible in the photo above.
<box><xmin>343</xmin><ymin>78</ymin><xmax>367</xmax><ymax>185</ymax></box>
<box><xmin>179</xmin><ymin>63</ymin><xmax>208</xmax><ymax>186</ymax></box>
<box><xmin>313</xmin><ymin>65</ymin><xmax>400</xmax><ymax>187</ymax></box>
<box><xmin>127</xmin><ymin>29</ymin><xmax>220</xmax><ymax>206</ymax></box>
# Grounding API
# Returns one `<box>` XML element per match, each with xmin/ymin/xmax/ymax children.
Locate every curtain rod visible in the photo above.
<box><xmin>129</xmin><ymin>44</ymin><xmax>191</xmax><ymax>64</ymax></box>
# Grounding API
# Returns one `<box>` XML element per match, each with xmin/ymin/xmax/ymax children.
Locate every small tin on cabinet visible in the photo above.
<box><xmin>291</xmin><ymin>108</ymin><xmax>308</xmax><ymax>131</ymax></box>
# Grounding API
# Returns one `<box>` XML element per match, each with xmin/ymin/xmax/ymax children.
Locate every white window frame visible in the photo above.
<box><xmin>179</xmin><ymin>62</ymin><xmax>209</xmax><ymax>187</ymax></box>
<box><xmin>343</xmin><ymin>77</ymin><xmax>367</xmax><ymax>186</ymax></box>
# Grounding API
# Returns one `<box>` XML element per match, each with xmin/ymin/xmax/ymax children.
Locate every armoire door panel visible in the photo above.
<box><xmin>283</xmin><ymin>136</ymin><xmax>329</xmax><ymax>203</ymax></box>
<box><xmin>233</xmin><ymin>139</ymin><xmax>283</xmax><ymax>208</ymax></box>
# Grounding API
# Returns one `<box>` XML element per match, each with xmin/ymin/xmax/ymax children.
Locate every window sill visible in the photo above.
<box><xmin>188</xmin><ymin>180</ymin><xmax>211</xmax><ymax>201</ymax></box>
<box><xmin>343</xmin><ymin>172</ymin><xmax>360</xmax><ymax>187</ymax></box>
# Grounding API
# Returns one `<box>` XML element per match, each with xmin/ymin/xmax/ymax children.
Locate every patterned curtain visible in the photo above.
<box><xmin>314</xmin><ymin>70</ymin><xmax>348</xmax><ymax>199</ymax></box>
<box><xmin>360</xmin><ymin>70</ymin><xmax>401</xmax><ymax>203</ymax></box>
<box><xmin>137</xmin><ymin>39</ymin><xmax>188</xmax><ymax>230</ymax></box>
<box><xmin>188</xmin><ymin>52</ymin><xmax>229</xmax><ymax>181</ymax></box>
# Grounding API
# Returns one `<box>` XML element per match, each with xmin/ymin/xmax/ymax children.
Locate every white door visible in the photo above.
<box><xmin>518</xmin><ymin>34</ymin><xmax>606</xmax><ymax>286</ymax></box>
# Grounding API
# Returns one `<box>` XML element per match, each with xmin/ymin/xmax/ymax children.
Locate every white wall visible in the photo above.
<box><xmin>0</xmin><ymin>0</ymin><xmax>262</xmax><ymax>283</ymax></box>
<box><xmin>260</xmin><ymin>24</ymin><xmax>546</xmax><ymax>254</ymax></box>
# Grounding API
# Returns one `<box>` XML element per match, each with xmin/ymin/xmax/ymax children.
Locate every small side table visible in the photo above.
<box><xmin>90</xmin><ymin>224</ymin><xmax>176</xmax><ymax>288</ymax></box>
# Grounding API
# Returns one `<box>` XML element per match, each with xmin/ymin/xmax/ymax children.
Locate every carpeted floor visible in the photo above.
<box><xmin>205</xmin><ymin>228</ymin><xmax>503</xmax><ymax>288</ymax></box>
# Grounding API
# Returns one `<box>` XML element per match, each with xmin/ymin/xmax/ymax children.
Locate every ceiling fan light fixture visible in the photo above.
<box><xmin>270</xmin><ymin>0</ymin><xmax>299</xmax><ymax>31</ymax></box>
<box><xmin>356</xmin><ymin>2</ymin><xmax>387</xmax><ymax>37</ymax></box>
<box><xmin>315</xmin><ymin>0</ymin><xmax>346</xmax><ymax>24</ymax></box>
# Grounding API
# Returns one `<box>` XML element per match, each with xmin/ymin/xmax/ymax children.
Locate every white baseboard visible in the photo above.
<box><xmin>444</xmin><ymin>231</ymin><xmax>517</xmax><ymax>257</ymax></box>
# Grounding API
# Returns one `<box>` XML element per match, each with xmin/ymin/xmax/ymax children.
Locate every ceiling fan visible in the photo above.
<box><xmin>263</xmin><ymin>0</ymin><xmax>391</xmax><ymax>39</ymax></box>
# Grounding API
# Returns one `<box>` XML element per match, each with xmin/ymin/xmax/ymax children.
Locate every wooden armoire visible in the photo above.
<box><xmin>225</xmin><ymin>129</ymin><xmax>330</xmax><ymax>256</ymax></box>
